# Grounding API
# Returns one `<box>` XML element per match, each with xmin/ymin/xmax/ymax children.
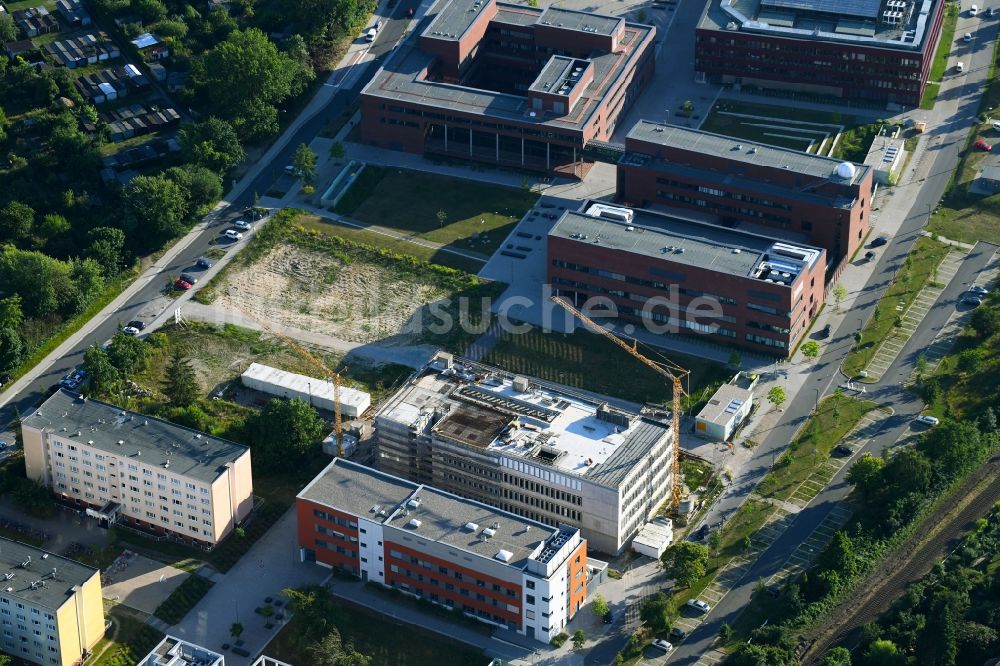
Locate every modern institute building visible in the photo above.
<box><xmin>359</xmin><ymin>0</ymin><xmax>655</xmax><ymax>175</ymax></box>
<box><xmin>0</xmin><ymin>537</ymin><xmax>104</xmax><ymax>666</ymax></box>
<box><xmin>618</xmin><ymin>122</ymin><xmax>872</xmax><ymax>271</ymax></box>
<box><xmin>21</xmin><ymin>390</ymin><xmax>254</xmax><ymax>549</ymax></box>
<box><xmin>548</xmin><ymin>201</ymin><xmax>826</xmax><ymax>355</ymax></box>
<box><xmin>695</xmin><ymin>0</ymin><xmax>946</xmax><ymax>107</ymax></box>
<box><xmin>297</xmin><ymin>457</ymin><xmax>588</xmax><ymax>642</ymax></box>
<box><xmin>374</xmin><ymin>354</ymin><xmax>674</xmax><ymax>554</ymax></box>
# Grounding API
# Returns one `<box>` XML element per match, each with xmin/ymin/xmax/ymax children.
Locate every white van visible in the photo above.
<box><xmin>365</xmin><ymin>20</ymin><xmax>382</xmax><ymax>42</ymax></box>
<box><xmin>971</xmin><ymin>4</ymin><xmax>979</xmax><ymax>15</ymax></box>
<box><xmin>957</xmin><ymin>61</ymin><xmax>966</xmax><ymax>72</ymax></box>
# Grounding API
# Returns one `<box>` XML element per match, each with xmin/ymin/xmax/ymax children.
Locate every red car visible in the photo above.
<box><xmin>174</xmin><ymin>278</ymin><xmax>192</xmax><ymax>291</ymax></box>
<box><xmin>975</xmin><ymin>139</ymin><xmax>993</xmax><ymax>151</ymax></box>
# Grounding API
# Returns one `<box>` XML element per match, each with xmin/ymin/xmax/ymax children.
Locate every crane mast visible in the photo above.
<box><xmin>550</xmin><ymin>295</ymin><xmax>688</xmax><ymax>508</ymax></box>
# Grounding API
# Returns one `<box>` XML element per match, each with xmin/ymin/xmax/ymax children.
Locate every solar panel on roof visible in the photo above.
<box><xmin>762</xmin><ymin>0</ymin><xmax>883</xmax><ymax>19</ymax></box>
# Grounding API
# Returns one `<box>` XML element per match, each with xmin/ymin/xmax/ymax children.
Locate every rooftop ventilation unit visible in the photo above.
<box><xmin>732</xmin><ymin>248</ymin><xmax>742</xmax><ymax>254</ymax></box>
<box><xmin>495</xmin><ymin>549</ymin><xmax>514</xmax><ymax>563</ymax></box>
<box><xmin>463</xmin><ymin>522</ymin><xmax>479</xmax><ymax>532</ymax></box>
<box><xmin>407</xmin><ymin>518</ymin><xmax>422</xmax><ymax>529</ymax></box>
<box><xmin>406</xmin><ymin>498</ymin><xmax>421</xmax><ymax>510</ymax></box>
<box><xmin>482</xmin><ymin>527</ymin><xmax>497</xmax><ymax>538</ymax></box>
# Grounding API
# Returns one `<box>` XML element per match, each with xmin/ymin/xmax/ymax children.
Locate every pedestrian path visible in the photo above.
<box><xmin>864</xmin><ymin>249</ymin><xmax>965</xmax><ymax>380</ymax></box>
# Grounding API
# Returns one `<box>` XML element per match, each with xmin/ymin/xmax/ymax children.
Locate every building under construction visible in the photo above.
<box><xmin>374</xmin><ymin>353</ymin><xmax>674</xmax><ymax>554</ymax></box>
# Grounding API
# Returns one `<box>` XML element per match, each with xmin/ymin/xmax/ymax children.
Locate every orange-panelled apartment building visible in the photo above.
<box><xmin>359</xmin><ymin>0</ymin><xmax>656</xmax><ymax>174</ymax></box>
<box><xmin>297</xmin><ymin>458</ymin><xmax>587</xmax><ymax>642</ymax></box>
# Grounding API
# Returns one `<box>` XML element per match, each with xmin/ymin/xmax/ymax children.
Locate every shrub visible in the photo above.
<box><xmin>551</xmin><ymin>632</ymin><xmax>569</xmax><ymax>647</ymax></box>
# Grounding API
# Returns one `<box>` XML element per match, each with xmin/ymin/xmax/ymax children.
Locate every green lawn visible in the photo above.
<box><xmin>483</xmin><ymin>327</ymin><xmax>732</xmax><ymax>409</ymax></box>
<box><xmin>842</xmin><ymin>236</ymin><xmax>951</xmax><ymax>377</ymax></box>
<box><xmin>755</xmin><ymin>394</ymin><xmax>876</xmax><ymax>501</ymax></box>
<box><xmin>91</xmin><ymin>605</ymin><xmax>163</xmax><ymax>666</ymax></box>
<box><xmin>153</xmin><ymin>574</ymin><xmax>214</xmax><ymax>625</ymax></box>
<box><xmin>334</xmin><ymin>167</ymin><xmax>538</xmax><ymax>256</ymax></box>
<box><xmin>923</xmin><ymin>3</ymin><xmax>960</xmax><ymax>109</ymax></box>
<box><xmin>266</xmin><ymin>597</ymin><xmax>486</xmax><ymax>666</ymax></box>
<box><xmin>294</xmin><ymin>213</ymin><xmax>486</xmax><ymax>273</ymax></box>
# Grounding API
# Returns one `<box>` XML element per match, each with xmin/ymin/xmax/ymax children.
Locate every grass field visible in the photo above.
<box><xmin>266</xmin><ymin>597</ymin><xmax>486</xmax><ymax>666</ymax></box>
<box><xmin>91</xmin><ymin>604</ymin><xmax>163</xmax><ymax>666</ymax></box>
<box><xmin>483</xmin><ymin>327</ymin><xmax>731</xmax><ymax>409</ymax></box>
<box><xmin>153</xmin><ymin>574</ymin><xmax>214</xmax><ymax>625</ymax></box>
<box><xmin>294</xmin><ymin>213</ymin><xmax>486</xmax><ymax>273</ymax></box>
<box><xmin>922</xmin><ymin>4</ymin><xmax>961</xmax><ymax>109</ymax></box>
<box><xmin>755</xmin><ymin>394</ymin><xmax>876</xmax><ymax>501</ymax></box>
<box><xmin>842</xmin><ymin>236</ymin><xmax>951</xmax><ymax>376</ymax></box>
<box><xmin>334</xmin><ymin>167</ymin><xmax>538</xmax><ymax>256</ymax></box>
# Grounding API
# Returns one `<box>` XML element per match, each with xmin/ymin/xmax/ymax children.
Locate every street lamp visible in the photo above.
<box><xmin>814</xmin><ymin>388</ymin><xmax>820</xmax><ymax>409</ymax></box>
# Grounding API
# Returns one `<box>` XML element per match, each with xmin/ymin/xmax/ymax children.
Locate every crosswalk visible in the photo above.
<box><xmin>865</xmin><ymin>249</ymin><xmax>966</xmax><ymax>380</ymax></box>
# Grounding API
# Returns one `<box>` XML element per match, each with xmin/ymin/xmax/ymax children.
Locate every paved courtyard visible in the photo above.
<box><xmin>102</xmin><ymin>552</ymin><xmax>189</xmax><ymax>614</ymax></box>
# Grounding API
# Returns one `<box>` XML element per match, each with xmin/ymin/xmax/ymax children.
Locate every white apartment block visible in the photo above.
<box><xmin>21</xmin><ymin>390</ymin><xmax>254</xmax><ymax>549</ymax></box>
<box><xmin>139</xmin><ymin>635</ymin><xmax>294</xmax><ymax>666</ymax></box>
<box><xmin>375</xmin><ymin>354</ymin><xmax>675</xmax><ymax>554</ymax></box>
<box><xmin>0</xmin><ymin>537</ymin><xmax>104</xmax><ymax>666</ymax></box>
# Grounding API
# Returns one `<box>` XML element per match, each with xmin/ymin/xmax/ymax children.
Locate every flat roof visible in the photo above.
<box><xmin>529</xmin><ymin>56</ymin><xmax>579</xmax><ymax>95</ymax></box>
<box><xmin>299</xmin><ymin>457</ymin><xmax>419</xmax><ymax>524</ymax></box>
<box><xmin>538</xmin><ymin>5</ymin><xmax>621</xmax><ymax>35</ymax></box>
<box><xmin>626</xmin><ymin>121</ymin><xmax>869</xmax><ymax>186</ymax></box>
<box><xmin>23</xmin><ymin>390</ymin><xmax>249</xmax><ymax>484</ymax></box>
<box><xmin>377</xmin><ymin>359</ymin><xmax>673</xmax><ymax>488</ymax></box>
<box><xmin>699</xmin><ymin>0</ymin><xmax>941</xmax><ymax>51</ymax></box>
<box><xmin>0</xmin><ymin>536</ymin><xmax>97</xmax><ymax>611</ymax></box>
<box><xmin>363</xmin><ymin>1</ymin><xmax>653</xmax><ymax>134</ymax></box>
<box><xmin>139</xmin><ymin>636</ymin><xmax>224</xmax><ymax>666</ymax></box>
<box><xmin>303</xmin><ymin>459</ymin><xmax>559</xmax><ymax>569</ymax></box>
<box><xmin>696</xmin><ymin>383</ymin><xmax>753</xmax><ymax>426</ymax></box>
<box><xmin>551</xmin><ymin>204</ymin><xmax>822</xmax><ymax>281</ymax></box>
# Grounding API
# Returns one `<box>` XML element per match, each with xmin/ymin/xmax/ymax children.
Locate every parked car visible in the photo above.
<box><xmin>283</xmin><ymin>165</ymin><xmax>299</xmax><ymax>176</ymax></box>
<box><xmin>174</xmin><ymin>278</ymin><xmax>192</xmax><ymax>291</ymax></box>
<box><xmin>224</xmin><ymin>230</ymin><xmax>244</xmax><ymax>240</ymax></box>
<box><xmin>196</xmin><ymin>257</ymin><xmax>214</xmax><ymax>269</ymax></box>
<box><xmin>958</xmin><ymin>61</ymin><xmax>966</xmax><ymax>73</ymax></box>
<box><xmin>916</xmin><ymin>415</ymin><xmax>940</xmax><ymax>426</ymax></box>
<box><xmin>965</xmin><ymin>32</ymin><xmax>974</xmax><ymax>42</ymax></box>
<box><xmin>179</xmin><ymin>273</ymin><xmax>199</xmax><ymax>285</ymax></box>
<box><xmin>122</xmin><ymin>320</ymin><xmax>145</xmax><ymax>335</ymax></box>
<box><xmin>651</xmin><ymin>639</ymin><xmax>674</xmax><ymax>653</ymax></box>
<box><xmin>602</xmin><ymin>612</ymin><xmax>613</xmax><ymax>625</ymax></box>
<box><xmin>833</xmin><ymin>444</ymin><xmax>854</xmax><ymax>457</ymax></box>
<box><xmin>818</xmin><ymin>323</ymin><xmax>832</xmax><ymax>339</ymax></box>
<box><xmin>60</xmin><ymin>370</ymin><xmax>87</xmax><ymax>390</ymax></box>
<box><xmin>989</xmin><ymin>6</ymin><xmax>996</xmax><ymax>17</ymax></box>
<box><xmin>976</xmin><ymin>139</ymin><xmax>993</xmax><ymax>151</ymax></box>
<box><xmin>669</xmin><ymin>627</ymin><xmax>689</xmax><ymax>641</ymax></box>
<box><xmin>865</xmin><ymin>250</ymin><xmax>877</xmax><ymax>260</ymax></box>
<box><xmin>871</xmin><ymin>235</ymin><xmax>888</xmax><ymax>247</ymax></box>
<box><xmin>686</xmin><ymin>599</ymin><xmax>711</xmax><ymax>614</ymax></box>
<box><xmin>962</xmin><ymin>295</ymin><xmax>984</xmax><ymax>306</ymax></box>
<box><xmin>969</xmin><ymin>284</ymin><xmax>990</xmax><ymax>295</ymax></box>
<box><xmin>234</xmin><ymin>219</ymin><xmax>251</xmax><ymax>231</ymax></box>
<box><xmin>695</xmin><ymin>523</ymin><xmax>710</xmax><ymax>541</ymax></box>
<box><xmin>971</xmin><ymin>4</ymin><xmax>979</xmax><ymax>15</ymax></box>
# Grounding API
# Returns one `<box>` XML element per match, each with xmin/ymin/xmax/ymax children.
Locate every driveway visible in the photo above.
<box><xmin>169</xmin><ymin>507</ymin><xmax>328</xmax><ymax>666</ymax></box>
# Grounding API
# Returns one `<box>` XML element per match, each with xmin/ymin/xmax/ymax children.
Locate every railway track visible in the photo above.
<box><xmin>800</xmin><ymin>453</ymin><xmax>1000</xmax><ymax>664</ymax></box>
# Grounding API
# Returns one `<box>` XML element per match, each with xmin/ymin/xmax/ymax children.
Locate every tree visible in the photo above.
<box><xmin>83</xmin><ymin>345</ymin><xmax>121</xmax><ymax>395</ymax></box>
<box><xmin>719</xmin><ymin>623</ymin><xmax>733</xmax><ymax>643</ymax></box>
<box><xmin>0</xmin><ymin>246</ymin><xmax>79</xmax><ymax>318</ymax></box>
<box><xmin>639</xmin><ymin>592</ymin><xmax>673</xmax><ymax>633</ymax></box>
<box><xmin>917</xmin><ymin>602</ymin><xmax>957</xmax><ymax>666</ymax></box>
<box><xmin>833</xmin><ymin>284</ymin><xmax>848</xmax><ymax>309</ymax></box>
<box><xmin>133</xmin><ymin>0</ymin><xmax>167</xmax><ymax>22</ymax></box>
<box><xmin>292</xmin><ymin>143</ymin><xmax>318</xmax><ymax>183</ymax></box>
<box><xmin>245</xmin><ymin>398</ymin><xmax>324</xmax><ymax>471</ymax></box>
<box><xmin>436</xmin><ymin>209</ymin><xmax>448</xmax><ymax>229</ymax></box>
<box><xmin>0</xmin><ymin>13</ymin><xmax>16</xmax><ymax>43</ymax></box>
<box><xmin>329</xmin><ymin>141</ymin><xmax>345</xmax><ymax>159</ymax></box>
<box><xmin>681</xmin><ymin>100</ymin><xmax>694</xmax><ymax>116</ymax></box>
<box><xmin>165</xmin><ymin>164</ymin><xmax>223</xmax><ymax>215</ymax></box>
<box><xmin>0</xmin><ymin>201</ymin><xmax>34</xmax><ymax>244</ymax></box>
<box><xmin>957</xmin><ymin>348</ymin><xmax>986</xmax><ymax>374</ymax></box>
<box><xmin>0</xmin><ymin>295</ymin><xmax>23</xmax><ymax>331</ymax></box>
<box><xmin>189</xmin><ymin>28</ymin><xmax>313</xmax><ymax>141</ymax></box>
<box><xmin>818</xmin><ymin>531</ymin><xmax>856</xmax><ymax>579</ymax></box>
<box><xmin>822</xmin><ymin>647</ymin><xmax>852</xmax><ymax>666</ymax></box>
<box><xmin>121</xmin><ymin>175</ymin><xmax>189</xmax><ymax>248</ymax></box>
<box><xmin>709</xmin><ymin>529</ymin><xmax>722</xmax><ymax>554</ymax></box>
<box><xmin>863</xmin><ymin>639</ymin><xmax>905</xmax><ymax>666</ymax></box>
<box><xmin>801</xmin><ymin>340</ymin><xmax>820</xmax><ymax>363</ymax></box>
<box><xmin>179</xmin><ymin>117</ymin><xmax>246</xmax><ymax>173</ymax></box>
<box><xmin>571</xmin><ymin>629</ymin><xmax>586</xmax><ymax>650</ymax></box>
<box><xmin>883</xmin><ymin>448</ymin><xmax>931</xmax><ymax>498</ymax></box>
<box><xmin>306</xmin><ymin>628</ymin><xmax>371</xmax><ymax>666</ymax></box>
<box><xmin>970</xmin><ymin>306</ymin><xmax>1000</xmax><ymax>338</ymax></box>
<box><xmin>0</xmin><ymin>328</ymin><xmax>26</xmax><ymax>374</ymax></box>
<box><xmin>37</xmin><ymin>213</ymin><xmax>70</xmax><ymax>244</ymax></box>
<box><xmin>728</xmin><ymin>351</ymin><xmax>742</xmax><ymax>368</ymax></box>
<box><xmin>979</xmin><ymin>407</ymin><xmax>998</xmax><ymax>433</ymax></box>
<box><xmin>229</xmin><ymin>622</ymin><xmax>244</xmax><ymax>639</ymax></box>
<box><xmin>767</xmin><ymin>386</ymin><xmax>786</xmax><ymax>411</ymax></box>
<box><xmin>847</xmin><ymin>454</ymin><xmax>885</xmax><ymax>503</ymax></box>
<box><xmin>162</xmin><ymin>348</ymin><xmax>200</xmax><ymax>406</ymax></box>
<box><xmin>106</xmin><ymin>333</ymin><xmax>149</xmax><ymax>377</ymax></box>
<box><xmin>86</xmin><ymin>227</ymin><xmax>127</xmax><ymax>279</ymax></box>
<box><xmin>660</xmin><ymin>542</ymin><xmax>710</xmax><ymax>588</ymax></box>
<box><xmin>590</xmin><ymin>593</ymin><xmax>610</xmax><ymax>618</ymax></box>
<box><xmin>918</xmin><ymin>421</ymin><xmax>983</xmax><ymax>479</ymax></box>
<box><xmin>956</xmin><ymin>621</ymin><xmax>997</xmax><ymax>665</ymax></box>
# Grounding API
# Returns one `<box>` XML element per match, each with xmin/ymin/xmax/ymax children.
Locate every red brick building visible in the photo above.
<box><xmin>360</xmin><ymin>0</ymin><xmax>656</xmax><ymax>174</ymax></box>
<box><xmin>618</xmin><ymin>121</ymin><xmax>873</xmax><ymax>271</ymax></box>
<box><xmin>695</xmin><ymin>0</ymin><xmax>946</xmax><ymax>107</ymax></box>
<box><xmin>548</xmin><ymin>202</ymin><xmax>827</xmax><ymax>355</ymax></box>
<box><xmin>297</xmin><ymin>458</ymin><xmax>588</xmax><ymax>643</ymax></box>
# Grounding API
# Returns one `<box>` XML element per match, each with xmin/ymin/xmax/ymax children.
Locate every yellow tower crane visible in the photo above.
<box><xmin>225</xmin><ymin>296</ymin><xmax>346</xmax><ymax>456</ymax></box>
<box><xmin>550</xmin><ymin>295</ymin><xmax>689</xmax><ymax>508</ymax></box>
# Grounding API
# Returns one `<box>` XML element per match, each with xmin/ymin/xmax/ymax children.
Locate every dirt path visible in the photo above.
<box><xmin>800</xmin><ymin>453</ymin><xmax>1000</xmax><ymax>662</ymax></box>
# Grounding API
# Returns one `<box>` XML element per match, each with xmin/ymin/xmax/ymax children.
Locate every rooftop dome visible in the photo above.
<box><xmin>835</xmin><ymin>162</ymin><xmax>856</xmax><ymax>180</ymax></box>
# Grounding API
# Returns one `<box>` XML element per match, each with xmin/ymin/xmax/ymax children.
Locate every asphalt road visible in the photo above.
<box><xmin>0</xmin><ymin>3</ymin><xmax>418</xmax><ymax>429</ymax></box>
